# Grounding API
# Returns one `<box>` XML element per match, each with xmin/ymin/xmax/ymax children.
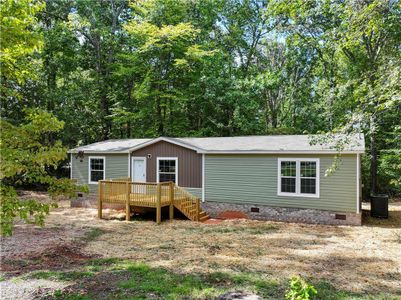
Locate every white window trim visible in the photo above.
<box><xmin>277</xmin><ymin>158</ymin><xmax>320</xmax><ymax>198</ymax></box>
<box><xmin>202</xmin><ymin>153</ymin><xmax>205</xmax><ymax>202</ymax></box>
<box><xmin>356</xmin><ymin>153</ymin><xmax>360</xmax><ymax>213</ymax></box>
<box><xmin>156</xmin><ymin>157</ymin><xmax>178</xmax><ymax>185</ymax></box>
<box><xmin>88</xmin><ymin>156</ymin><xmax>106</xmax><ymax>184</ymax></box>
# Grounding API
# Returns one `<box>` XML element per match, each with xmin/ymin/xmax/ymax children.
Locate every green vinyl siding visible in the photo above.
<box><xmin>183</xmin><ymin>187</ymin><xmax>202</xmax><ymax>199</ymax></box>
<box><xmin>205</xmin><ymin>154</ymin><xmax>357</xmax><ymax>213</ymax></box>
<box><xmin>71</xmin><ymin>154</ymin><xmax>129</xmax><ymax>193</ymax></box>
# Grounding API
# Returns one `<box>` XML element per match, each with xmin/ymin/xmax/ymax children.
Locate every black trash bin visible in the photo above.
<box><xmin>370</xmin><ymin>194</ymin><xmax>389</xmax><ymax>218</ymax></box>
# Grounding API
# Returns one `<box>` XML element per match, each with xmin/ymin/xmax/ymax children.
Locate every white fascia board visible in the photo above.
<box><xmin>127</xmin><ymin>137</ymin><xmax>202</xmax><ymax>153</ymax></box>
<box><xmin>68</xmin><ymin>150</ymin><xmax>129</xmax><ymax>154</ymax></box>
<box><xmin>198</xmin><ymin>150</ymin><xmax>365</xmax><ymax>154</ymax></box>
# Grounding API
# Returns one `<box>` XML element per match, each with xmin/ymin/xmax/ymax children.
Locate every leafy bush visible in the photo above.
<box><xmin>285</xmin><ymin>276</ymin><xmax>317</xmax><ymax>300</ymax></box>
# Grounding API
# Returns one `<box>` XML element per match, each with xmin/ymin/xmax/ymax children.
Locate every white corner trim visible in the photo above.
<box><xmin>88</xmin><ymin>156</ymin><xmax>106</xmax><ymax>184</ymax></box>
<box><xmin>156</xmin><ymin>157</ymin><xmax>178</xmax><ymax>185</ymax></box>
<box><xmin>277</xmin><ymin>158</ymin><xmax>320</xmax><ymax>198</ymax></box>
<box><xmin>357</xmin><ymin>153</ymin><xmax>360</xmax><ymax>213</ymax></box>
<box><xmin>202</xmin><ymin>153</ymin><xmax>205</xmax><ymax>202</ymax></box>
<box><xmin>70</xmin><ymin>153</ymin><xmax>73</xmax><ymax>180</ymax></box>
<box><xmin>127</xmin><ymin>153</ymin><xmax>131</xmax><ymax>178</ymax></box>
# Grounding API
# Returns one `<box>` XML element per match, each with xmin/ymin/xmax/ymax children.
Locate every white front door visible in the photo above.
<box><xmin>132</xmin><ymin>158</ymin><xmax>146</xmax><ymax>182</ymax></box>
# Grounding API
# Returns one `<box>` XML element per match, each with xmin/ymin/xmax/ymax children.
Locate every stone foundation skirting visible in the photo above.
<box><xmin>201</xmin><ymin>202</ymin><xmax>362</xmax><ymax>226</ymax></box>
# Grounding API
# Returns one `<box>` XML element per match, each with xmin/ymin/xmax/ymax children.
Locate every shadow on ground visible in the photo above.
<box><xmin>30</xmin><ymin>258</ymin><xmax>394</xmax><ymax>300</ymax></box>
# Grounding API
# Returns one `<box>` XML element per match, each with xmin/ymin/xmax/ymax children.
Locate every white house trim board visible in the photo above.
<box><xmin>88</xmin><ymin>156</ymin><xmax>106</xmax><ymax>184</ymax></box>
<box><xmin>131</xmin><ymin>157</ymin><xmax>147</xmax><ymax>182</ymax></box>
<box><xmin>156</xmin><ymin>157</ymin><xmax>178</xmax><ymax>185</ymax></box>
<box><xmin>128</xmin><ymin>153</ymin><xmax>131</xmax><ymax>178</ymax></box>
<box><xmin>357</xmin><ymin>153</ymin><xmax>360</xmax><ymax>213</ymax></box>
<box><xmin>277</xmin><ymin>158</ymin><xmax>320</xmax><ymax>198</ymax></box>
<box><xmin>68</xmin><ymin>150</ymin><xmax>130</xmax><ymax>154</ymax></box>
<box><xmin>202</xmin><ymin>153</ymin><xmax>205</xmax><ymax>202</ymax></box>
<box><xmin>70</xmin><ymin>153</ymin><xmax>73</xmax><ymax>180</ymax></box>
<box><xmin>197</xmin><ymin>150</ymin><xmax>364</xmax><ymax>154</ymax></box>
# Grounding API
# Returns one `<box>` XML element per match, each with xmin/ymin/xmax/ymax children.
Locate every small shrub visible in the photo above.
<box><xmin>285</xmin><ymin>276</ymin><xmax>317</xmax><ymax>300</ymax></box>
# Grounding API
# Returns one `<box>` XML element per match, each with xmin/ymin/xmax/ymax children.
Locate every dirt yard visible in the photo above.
<box><xmin>1</xmin><ymin>192</ymin><xmax>400</xmax><ymax>299</ymax></box>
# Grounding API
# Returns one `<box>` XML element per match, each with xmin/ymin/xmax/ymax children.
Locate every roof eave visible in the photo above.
<box><xmin>198</xmin><ymin>150</ymin><xmax>365</xmax><ymax>154</ymax></box>
<box><xmin>68</xmin><ymin>150</ymin><xmax>130</xmax><ymax>154</ymax></box>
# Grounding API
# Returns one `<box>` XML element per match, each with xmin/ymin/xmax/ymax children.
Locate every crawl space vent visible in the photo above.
<box><xmin>335</xmin><ymin>214</ymin><xmax>346</xmax><ymax>220</ymax></box>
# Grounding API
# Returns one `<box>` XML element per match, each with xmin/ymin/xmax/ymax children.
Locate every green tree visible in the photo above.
<box><xmin>0</xmin><ymin>110</ymin><xmax>87</xmax><ymax>236</ymax></box>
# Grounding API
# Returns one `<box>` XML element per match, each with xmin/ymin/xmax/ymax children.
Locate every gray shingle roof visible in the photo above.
<box><xmin>69</xmin><ymin>138</ymin><xmax>151</xmax><ymax>153</ymax></box>
<box><xmin>69</xmin><ymin>134</ymin><xmax>365</xmax><ymax>154</ymax></box>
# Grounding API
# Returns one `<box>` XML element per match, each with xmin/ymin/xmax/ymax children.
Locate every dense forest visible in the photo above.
<box><xmin>1</xmin><ymin>0</ymin><xmax>400</xmax><ymax>231</ymax></box>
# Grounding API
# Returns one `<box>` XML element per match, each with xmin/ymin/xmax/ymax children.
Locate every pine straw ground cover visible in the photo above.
<box><xmin>0</xmin><ymin>192</ymin><xmax>400</xmax><ymax>299</ymax></box>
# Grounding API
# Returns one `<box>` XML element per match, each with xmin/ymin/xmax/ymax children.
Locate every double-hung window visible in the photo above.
<box><xmin>89</xmin><ymin>156</ymin><xmax>105</xmax><ymax>184</ymax></box>
<box><xmin>278</xmin><ymin>158</ymin><xmax>319</xmax><ymax>197</ymax></box>
<box><xmin>157</xmin><ymin>157</ymin><xmax>178</xmax><ymax>184</ymax></box>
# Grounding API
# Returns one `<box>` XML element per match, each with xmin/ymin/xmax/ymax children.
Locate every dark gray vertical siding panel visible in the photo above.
<box><xmin>131</xmin><ymin>141</ymin><xmax>202</xmax><ymax>188</ymax></box>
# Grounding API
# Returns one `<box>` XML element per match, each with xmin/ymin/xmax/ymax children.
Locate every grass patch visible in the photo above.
<box><xmin>30</xmin><ymin>270</ymin><xmax>94</xmax><ymax>282</ymax></box>
<box><xmin>117</xmin><ymin>262</ymin><xmax>227</xmax><ymax>299</ymax></box>
<box><xmin>39</xmin><ymin>260</ymin><xmax>401</xmax><ymax>300</ymax></box>
<box><xmin>80</xmin><ymin>228</ymin><xmax>106</xmax><ymax>242</ymax></box>
<box><xmin>114</xmin><ymin>261</ymin><xmax>281</xmax><ymax>299</ymax></box>
<box><xmin>312</xmin><ymin>281</ymin><xmax>400</xmax><ymax>300</ymax></box>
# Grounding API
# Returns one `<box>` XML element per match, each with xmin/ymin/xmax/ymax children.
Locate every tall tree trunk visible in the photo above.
<box><xmin>370</xmin><ymin>114</ymin><xmax>378</xmax><ymax>195</ymax></box>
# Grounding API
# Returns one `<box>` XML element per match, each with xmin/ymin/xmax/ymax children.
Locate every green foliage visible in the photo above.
<box><xmin>285</xmin><ymin>276</ymin><xmax>317</xmax><ymax>300</ymax></box>
<box><xmin>0</xmin><ymin>110</ymin><xmax>88</xmax><ymax>236</ymax></box>
<box><xmin>0</xmin><ymin>0</ymin><xmax>44</xmax><ymax>87</ymax></box>
<box><xmin>0</xmin><ymin>184</ymin><xmax>54</xmax><ymax>236</ymax></box>
<box><xmin>1</xmin><ymin>0</ymin><xmax>400</xmax><ymax>197</ymax></box>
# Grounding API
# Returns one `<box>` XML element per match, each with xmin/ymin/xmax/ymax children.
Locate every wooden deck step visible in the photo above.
<box><xmin>199</xmin><ymin>215</ymin><xmax>210</xmax><ymax>222</ymax></box>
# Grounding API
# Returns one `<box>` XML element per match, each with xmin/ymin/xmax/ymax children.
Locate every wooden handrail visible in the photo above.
<box><xmin>97</xmin><ymin>180</ymin><xmax>201</xmax><ymax>222</ymax></box>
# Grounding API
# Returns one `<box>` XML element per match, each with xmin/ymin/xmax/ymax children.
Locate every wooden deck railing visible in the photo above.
<box><xmin>98</xmin><ymin>179</ymin><xmax>200</xmax><ymax>224</ymax></box>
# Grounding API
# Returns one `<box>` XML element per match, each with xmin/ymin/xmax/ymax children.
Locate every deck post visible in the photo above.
<box><xmin>169</xmin><ymin>182</ymin><xmax>174</xmax><ymax>220</ymax></box>
<box><xmin>126</xmin><ymin>181</ymin><xmax>130</xmax><ymax>221</ymax></box>
<box><xmin>98</xmin><ymin>181</ymin><xmax>103</xmax><ymax>219</ymax></box>
<box><xmin>156</xmin><ymin>183</ymin><xmax>161</xmax><ymax>224</ymax></box>
<box><xmin>196</xmin><ymin>198</ymin><xmax>200</xmax><ymax>221</ymax></box>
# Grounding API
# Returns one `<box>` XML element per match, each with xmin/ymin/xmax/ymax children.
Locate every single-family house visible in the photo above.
<box><xmin>68</xmin><ymin>134</ymin><xmax>364</xmax><ymax>225</ymax></box>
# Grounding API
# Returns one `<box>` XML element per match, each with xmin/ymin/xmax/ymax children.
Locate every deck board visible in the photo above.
<box><xmin>105</xmin><ymin>193</ymin><xmax>186</xmax><ymax>208</ymax></box>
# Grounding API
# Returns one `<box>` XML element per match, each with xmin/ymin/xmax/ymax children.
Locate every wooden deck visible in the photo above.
<box><xmin>97</xmin><ymin>179</ymin><xmax>209</xmax><ymax>223</ymax></box>
<box><xmin>108</xmin><ymin>193</ymin><xmax>187</xmax><ymax>208</ymax></box>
